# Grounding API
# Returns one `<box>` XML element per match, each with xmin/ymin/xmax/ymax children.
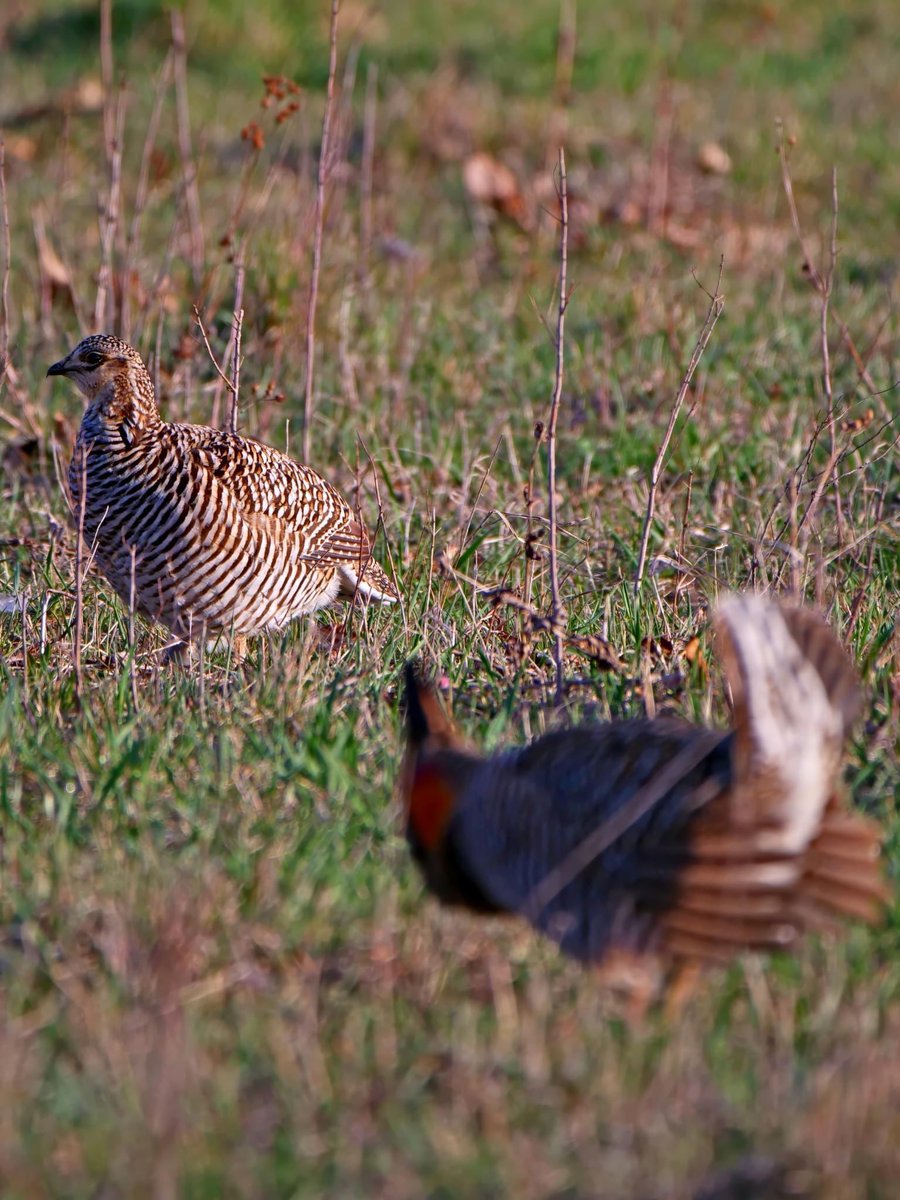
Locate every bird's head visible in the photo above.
<box><xmin>400</xmin><ymin>665</ymin><xmax>505</xmax><ymax>913</ymax></box>
<box><xmin>47</xmin><ymin>334</ymin><xmax>151</xmax><ymax>404</ymax></box>
<box><xmin>401</xmin><ymin>663</ymin><xmax>477</xmax><ymax>854</ymax></box>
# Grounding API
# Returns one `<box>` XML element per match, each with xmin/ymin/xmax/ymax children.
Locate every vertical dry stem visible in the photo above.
<box><xmin>546</xmin><ymin>147</ymin><xmax>569</xmax><ymax>705</ymax></box>
<box><xmin>546</xmin><ymin>0</ymin><xmax>576</xmax><ymax>169</ymax></box>
<box><xmin>359</xmin><ymin>61</ymin><xmax>378</xmax><ymax>289</ymax></box>
<box><xmin>99</xmin><ymin>0</ymin><xmax>114</xmax><ymax>150</ymax></box>
<box><xmin>122</xmin><ymin>50</ymin><xmax>174</xmax><ymax>342</ymax></box>
<box><xmin>95</xmin><ymin>81</ymin><xmax>126</xmax><ymax>332</ymax></box>
<box><xmin>229</xmin><ymin>250</ymin><xmax>245</xmax><ymax>435</ymax></box>
<box><xmin>633</xmin><ymin>262</ymin><xmax>724</xmax><ymax>596</ymax></box>
<box><xmin>73</xmin><ymin>446</ymin><xmax>88</xmax><ymax>706</ymax></box>
<box><xmin>823</xmin><ymin>167</ymin><xmax>844</xmax><ymax>544</ymax></box>
<box><xmin>0</xmin><ymin>139</ymin><xmax>10</xmax><ymax>378</ymax></box>
<box><xmin>674</xmin><ymin>469</ymin><xmax>693</xmax><ymax>611</ymax></box>
<box><xmin>171</xmin><ymin>10</ymin><xmax>204</xmax><ymax>286</ymax></box>
<box><xmin>18</xmin><ymin>592</ymin><xmax>28</xmax><ymax>708</ymax></box>
<box><xmin>522</xmin><ymin>427</ymin><xmax>542</xmax><ymax>617</ymax></box>
<box><xmin>128</xmin><ymin>545</ymin><xmax>139</xmax><ymax>711</ymax></box>
<box><xmin>303</xmin><ymin>0</ymin><xmax>341</xmax><ymax>464</ymax></box>
<box><xmin>777</xmin><ymin>133</ymin><xmax>846</xmax><ymax>559</ymax></box>
<box><xmin>647</xmin><ymin>79</ymin><xmax>673</xmax><ymax>237</ymax></box>
<box><xmin>193</xmin><ymin>298</ymin><xmax>242</xmax><ymax>432</ymax></box>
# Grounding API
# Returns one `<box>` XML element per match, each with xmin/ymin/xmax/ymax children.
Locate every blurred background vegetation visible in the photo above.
<box><xmin>0</xmin><ymin>1</ymin><xmax>898</xmax><ymax>1197</ymax></box>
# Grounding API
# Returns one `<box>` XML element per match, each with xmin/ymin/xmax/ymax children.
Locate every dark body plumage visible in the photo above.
<box><xmin>401</xmin><ymin>596</ymin><xmax>888</xmax><ymax>972</ymax></box>
<box><xmin>49</xmin><ymin>334</ymin><xmax>397</xmax><ymax>641</ymax></box>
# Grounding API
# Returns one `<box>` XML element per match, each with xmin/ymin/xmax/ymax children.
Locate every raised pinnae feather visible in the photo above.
<box><xmin>402</xmin><ymin>665</ymin><xmax>464</xmax><ymax>752</ymax></box>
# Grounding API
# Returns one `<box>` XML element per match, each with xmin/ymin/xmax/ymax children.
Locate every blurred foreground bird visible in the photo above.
<box><xmin>401</xmin><ymin>596</ymin><xmax>888</xmax><ymax>985</ymax></box>
<box><xmin>48</xmin><ymin>334</ymin><xmax>397</xmax><ymax>648</ymax></box>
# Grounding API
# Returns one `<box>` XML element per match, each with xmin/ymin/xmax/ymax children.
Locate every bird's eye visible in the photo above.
<box><xmin>81</xmin><ymin>351</ymin><xmax>104</xmax><ymax>367</ymax></box>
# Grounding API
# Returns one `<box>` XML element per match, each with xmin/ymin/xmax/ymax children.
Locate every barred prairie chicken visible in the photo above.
<box><xmin>48</xmin><ymin>334</ymin><xmax>397</xmax><ymax>644</ymax></box>
<box><xmin>401</xmin><ymin>596</ymin><xmax>887</xmax><ymax>981</ymax></box>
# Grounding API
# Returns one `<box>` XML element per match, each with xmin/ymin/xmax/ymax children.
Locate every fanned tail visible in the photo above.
<box><xmin>714</xmin><ymin>594</ymin><xmax>860</xmax><ymax>855</ymax></box>
<box><xmin>659</xmin><ymin>794</ymin><xmax>888</xmax><ymax>963</ymax></box>
<box><xmin>792</xmin><ymin>795</ymin><xmax>890</xmax><ymax>928</ymax></box>
<box><xmin>655</xmin><ymin>596</ymin><xmax>888</xmax><ymax>962</ymax></box>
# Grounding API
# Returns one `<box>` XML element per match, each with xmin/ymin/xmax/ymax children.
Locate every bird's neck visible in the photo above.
<box><xmin>82</xmin><ymin>369</ymin><xmax>162</xmax><ymax>440</ymax></box>
<box><xmin>404</xmin><ymin>749</ymin><xmax>481</xmax><ymax>853</ymax></box>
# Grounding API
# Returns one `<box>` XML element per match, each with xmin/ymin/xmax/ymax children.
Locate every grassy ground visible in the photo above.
<box><xmin>1</xmin><ymin>1</ymin><xmax>899</xmax><ymax>1196</ymax></box>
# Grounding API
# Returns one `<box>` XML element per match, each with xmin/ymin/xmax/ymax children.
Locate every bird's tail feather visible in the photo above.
<box><xmin>653</xmin><ymin>596</ymin><xmax>888</xmax><ymax>961</ymax></box>
<box><xmin>714</xmin><ymin>594</ymin><xmax>861</xmax><ymax>854</ymax></box>
<box><xmin>793</xmin><ymin>796</ymin><xmax>890</xmax><ymax>926</ymax></box>
<box><xmin>661</xmin><ymin>796</ymin><xmax>888</xmax><ymax>961</ymax></box>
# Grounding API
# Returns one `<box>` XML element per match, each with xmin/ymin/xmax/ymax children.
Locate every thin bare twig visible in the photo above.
<box><xmin>0</xmin><ymin>138</ymin><xmax>10</xmax><ymax>378</ymax></box>
<box><xmin>197</xmin><ymin>631</ymin><xmax>206</xmax><ymax>717</ymax></box>
<box><xmin>546</xmin><ymin>0</ymin><xmax>576</xmax><ymax>169</ymax></box>
<box><xmin>171</xmin><ymin>9</ymin><xmax>204</xmax><ymax>286</ymax></box>
<box><xmin>521</xmin><ymin>422</ymin><xmax>543</xmax><ymax>643</ymax></box>
<box><xmin>835</xmin><ymin>311</ymin><xmax>881</xmax><ymax>397</ymax></box>
<box><xmin>229</xmin><ymin>248</ymin><xmax>245</xmax><ymax>435</ymax></box>
<box><xmin>359</xmin><ymin>60</ymin><xmax>378</xmax><ymax>289</ymax></box>
<box><xmin>647</xmin><ymin>74</ymin><xmax>674</xmax><ymax>238</ymax></box>
<box><xmin>788</xmin><ymin>436</ymin><xmax>842</xmax><ymax>577</ymax></box>
<box><xmin>673</xmin><ymin>469</ymin><xmax>693</xmax><ymax>610</ymax></box>
<box><xmin>823</xmin><ymin>166</ymin><xmax>844</xmax><ymax>545</ymax></box>
<box><xmin>338</xmin><ymin>284</ymin><xmax>360</xmax><ymax>409</ymax></box>
<box><xmin>303</xmin><ymin>0</ymin><xmax>341</xmax><ymax>464</ymax></box>
<box><xmin>776</xmin><ymin>123</ymin><xmax>822</xmax><ymax>289</ymax></box>
<box><xmin>73</xmin><ymin>446</ymin><xmax>88</xmax><ymax>707</ymax></box>
<box><xmin>95</xmin><ymin>79</ymin><xmax>127</xmax><ymax>332</ymax></box>
<box><xmin>844</xmin><ymin>488</ymin><xmax>884</xmax><ymax>640</ymax></box>
<box><xmin>193</xmin><ymin>305</ymin><xmax>238</xmax><ymax>418</ymax></box>
<box><xmin>128</xmin><ymin>545</ymin><xmax>139</xmax><ymax>712</ymax></box>
<box><xmin>776</xmin><ymin>134</ymin><xmax>847</xmax><ymax>570</ymax></box>
<box><xmin>332</xmin><ymin>42</ymin><xmax>361</xmax><ymax>217</ymax></box>
<box><xmin>122</xmin><ymin>50</ymin><xmax>174</xmax><ymax>342</ymax></box>
<box><xmin>546</xmin><ymin>147</ymin><xmax>569</xmax><ymax>705</ymax></box>
<box><xmin>99</xmin><ymin>0</ymin><xmax>114</xmax><ymax>151</ymax></box>
<box><xmin>203</xmin><ymin>247</ymin><xmax>247</xmax><ymax>429</ymax></box>
<box><xmin>779</xmin><ymin>127</ymin><xmax>886</xmax><ymax>405</ymax></box>
<box><xmin>634</xmin><ymin>261</ymin><xmax>725</xmax><ymax>595</ymax></box>
<box><xmin>357</xmin><ymin>434</ymin><xmax>407</xmax><ymax>635</ymax></box>
<box><xmin>787</xmin><ymin>472</ymin><xmax>800</xmax><ymax>593</ymax></box>
<box><xmin>18</xmin><ymin>591</ymin><xmax>28</xmax><ymax>707</ymax></box>
<box><xmin>754</xmin><ymin>403</ymin><xmax>834</xmax><ymax>567</ymax></box>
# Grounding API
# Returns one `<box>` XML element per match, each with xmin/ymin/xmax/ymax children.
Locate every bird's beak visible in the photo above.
<box><xmin>47</xmin><ymin>358</ymin><xmax>70</xmax><ymax>377</ymax></box>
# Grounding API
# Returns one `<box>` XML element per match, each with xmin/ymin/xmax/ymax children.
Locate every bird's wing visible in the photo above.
<box><xmin>185</xmin><ymin>426</ymin><xmax>374</xmax><ymax>567</ymax></box>
<box><xmin>451</xmin><ymin>721</ymin><xmax>731</xmax><ymax>963</ymax></box>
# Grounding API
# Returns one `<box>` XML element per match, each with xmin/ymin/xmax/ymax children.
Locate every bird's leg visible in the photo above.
<box><xmin>595</xmin><ymin>948</ymin><xmax>665</xmax><ymax>1027</ymax></box>
<box><xmin>663</xmin><ymin>960</ymin><xmax>703</xmax><ymax>1022</ymax></box>
<box><xmin>226</xmin><ymin>633</ymin><xmax>249</xmax><ymax>663</ymax></box>
<box><xmin>164</xmin><ymin>632</ymin><xmax>250</xmax><ymax>665</ymax></box>
<box><xmin>159</xmin><ymin>638</ymin><xmax>193</xmax><ymax>667</ymax></box>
